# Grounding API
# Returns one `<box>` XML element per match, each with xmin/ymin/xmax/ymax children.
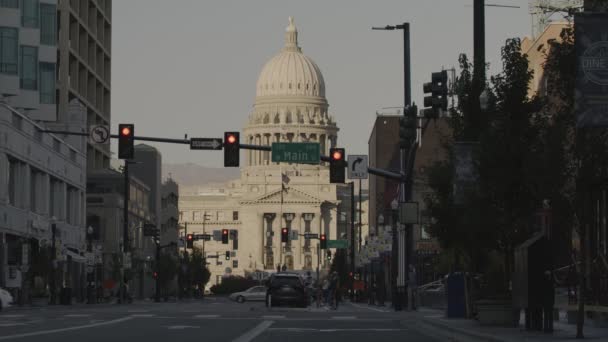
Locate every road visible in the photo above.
<box><xmin>0</xmin><ymin>297</ymin><xmax>440</xmax><ymax>342</ymax></box>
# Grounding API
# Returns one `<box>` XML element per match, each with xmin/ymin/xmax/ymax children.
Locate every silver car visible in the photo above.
<box><xmin>229</xmin><ymin>286</ymin><xmax>267</xmax><ymax>303</ymax></box>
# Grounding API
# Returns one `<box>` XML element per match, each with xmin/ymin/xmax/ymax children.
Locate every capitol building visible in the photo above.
<box><xmin>179</xmin><ymin>18</ymin><xmax>365</xmax><ymax>287</ymax></box>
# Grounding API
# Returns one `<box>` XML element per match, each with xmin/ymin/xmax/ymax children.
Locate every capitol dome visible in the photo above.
<box><xmin>256</xmin><ymin>17</ymin><xmax>325</xmax><ymax>98</ymax></box>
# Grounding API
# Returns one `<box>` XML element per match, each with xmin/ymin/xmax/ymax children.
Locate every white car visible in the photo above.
<box><xmin>229</xmin><ymin>286</ymin><xmax>267</xmax><ymax>303</ymax></box>
<box><xmin>0</xmin><ymin>288</ymin><xmax>13</xmax><ymax>309</ymax></box>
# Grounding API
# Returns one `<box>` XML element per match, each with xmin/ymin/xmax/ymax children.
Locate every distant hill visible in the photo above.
<box><xmin>162</xmin><ymin>163</ymin><xmax>240</xmax><ymax>187</ymax></box>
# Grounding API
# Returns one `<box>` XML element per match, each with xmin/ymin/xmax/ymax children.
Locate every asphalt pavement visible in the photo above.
<box><xmin>0</xmin><ymin>297</ymin><xmax>441</xmax><ymax>342</ymax></box>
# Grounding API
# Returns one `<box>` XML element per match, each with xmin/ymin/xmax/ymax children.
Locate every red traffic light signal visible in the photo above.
<box><xmin>329</xmin><ymin>148</ymin><xmax>345</xmax><ymax>183</ymax></box>
<box><xmin>320</xmin><ymin>234</ymin><xmax>327</xmax><ymax>249</ymax></box>
<box><xmin>153</xmin><ymin>271</ymin><xmax>158</xmax><ymax>279</ymax></box>
<box><xmin>281</xmin><ymin>228</ymin><xmax>289</xmax><ymax>243</ymax></box>
<box><xmin>224</xmin><ymin>132</ymin><xmax>240</xmax><ymax>167</ymax></box>
<box><xmin>186</xmin><ymin>234</ymin><xmax>194</xmax><ymax>249</ymax></box>
<box><xmin>222</xmin><ymin>229</ymin><xmax>229</xmax><ymax>244</ymax></box>
<box><xmin>118</xmin><ymin>124</ymin><xmax>134</xmax><ymax>160</ymax></box>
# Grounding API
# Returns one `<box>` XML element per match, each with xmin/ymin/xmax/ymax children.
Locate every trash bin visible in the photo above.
<box><xmin>446</xmin><ymin>273</ymin><xmax>466</xmax><ymax>318</ymax></box>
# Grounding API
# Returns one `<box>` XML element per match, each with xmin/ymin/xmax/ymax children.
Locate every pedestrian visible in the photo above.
<box><xmin>330</xmin><ymin>271</ymin><xmax>339</xmax><ymax>309</ymax></box>
<box><xmin>542</xmin><ymin>270</ymin><xmax>555</xmax><ymax>333</ymax></box>
<box><xmin>322</xmin><ymin>278</ymin><xmax>330</xmax><ymax>306</ymax></box>
<box><xmin>408</xmin><ymin>265</ymin><xmax>418</xmax><ymax>311</ymax></box>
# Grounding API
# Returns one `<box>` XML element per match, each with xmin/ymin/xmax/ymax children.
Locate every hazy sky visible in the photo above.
<box><xmin>111</xmin><ymin>0</ymin><xmax>531</xmax><ymax>166</ymax></box>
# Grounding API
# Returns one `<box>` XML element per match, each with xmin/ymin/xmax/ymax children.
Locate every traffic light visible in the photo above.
<box><xmin>118</xmin><ymin>124</ymin><xmax>134</xmax><ymax>159</ymax></box>
<box><xmin>225</xmin><ymin>251</ymin><xmax>231</xmax><ymax>260</ymax></box>
<box><xmin>281</xmin><ymin>228</ymin><xmax>289</xmax><ymax>243</ymax></box>
<box><xmin>222</xmin><ymin>229</ymin><xmax>229</xmax><ymax>244</ymax></box>
<box><xmin>329</xmin><ymin>148</ymin><xmax>345</xmax><ymax>183</ymax></box>
<box><xmin>399</xmin><ymin>104</ymin><xmax>417</xmax><ymax>148</ymax></box>
<box><xmin>224</xmin><ymin>132</ymin><xmax>240</xmax><ymax>167</ymax></box>
<box><xmin>326</xmin><ymin>250</ymin><xmax>332</xmax><ymax>261</ymax></box>
<box><xmin>153</xmin><ymin>271</ymin><xmax>158</xmax><ymax>279</ymax></box>
<box><xmin>186</xmin><ymin>234</ymin><xmax>194</xmax><ymax>249</ymax></box>
<box><xmin>422</xmin><ymin>70</ymin><xmax>448</xmax><ymax>117</ymax></box>
<box><xmin>320</xmin><ymin>234</ymin><xmax>327</xmax><ymax>249</ymax></box>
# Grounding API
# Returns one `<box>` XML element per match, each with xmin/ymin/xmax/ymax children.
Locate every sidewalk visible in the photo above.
<box><xmin>406</xmin><ymin>307</ymin><xmax>608</xmax><ymax>341</ymax></box>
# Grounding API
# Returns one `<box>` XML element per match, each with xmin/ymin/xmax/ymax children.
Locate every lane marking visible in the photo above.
<box><xmin>194</xmin><ymin>314</ymin><xmax>219</xmax><ymax>318</ymax></box>
<box><xmin>232</xmin><ymin>320</ymin><xmax>274</xmax><ymax>342</ymax></box>
<box><xmin>165</xmin><ymin>325</ymin><xmax>200</xmax><ymax>330</ymax></box>
<box><xmin>268</xmin><ymin>327</ymin><xmax>406</xmax><ymax>332</ymax></box>
<box><xmin>331</xmin><ymin>316</ymin><xmax>357</xmax><ymax>320</ymax></box>
<box><xmin>64</xmin><ymin>314</ymin><xmax>92</xmax><ymax>318</ymax></box>
<box><xmin>130</xmin><ymin>314</ymin><xmax>155</xmax><ymax>317</ymax></box>
<box><xmin>0</xmin><ymin>316</ymin><xmax>133</xmax><ymax>340</ymax></box>
<box><xmin>0</xmin><ymin>323</ymin><xmax>26</xmax><ymax>327</ymax></box>
<box><xmin>261</xmin><ymin>315</ymin><xmax>285</xmax><ymax>319</ymax></box>
<box><xmin>350</xmin><ymin>302</ymin><xmax>390</xmax><ymax>313</ymax></box>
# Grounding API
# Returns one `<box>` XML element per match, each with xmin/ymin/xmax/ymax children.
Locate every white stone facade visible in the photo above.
<box><xmin>180</xmin><ymin>18</ymin><xmax>342</xmax><ymax>288</ymax></box>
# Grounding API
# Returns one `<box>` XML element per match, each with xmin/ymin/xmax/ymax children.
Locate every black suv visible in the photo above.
<box><xmin>265</xmin><ymin>273</ymin><xmax>307</xmax><ymax>308</ymax></box>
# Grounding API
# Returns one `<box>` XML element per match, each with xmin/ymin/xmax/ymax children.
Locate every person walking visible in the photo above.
<box><xmin>330</xmin><ymin>271</ymin><xmax>339</xmax><ymax>310</ymax></box>
<box><xmin>322</xmin><ymin>278</ymin><xmax>330</xmax><ymax>306</ymax></box>
<box><xmin>542</xmin><ymin>270</ymin><xmax>555</xmax><ymax>333</ymax></box>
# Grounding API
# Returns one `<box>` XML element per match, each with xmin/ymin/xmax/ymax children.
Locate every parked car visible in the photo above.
<box><xmin>266</xmin><ymin>272</ymin><xmax>307</xmax><ymax>308</ymax></box>
<box><xmin>229</xmin><ymin>286</ymin><xmax>267</xmax><ymax>303</ymax></box>
<box><xmin>0</xmin><ymin>287</ymin><xmax>13</xmax><ymax>310</ymax></box>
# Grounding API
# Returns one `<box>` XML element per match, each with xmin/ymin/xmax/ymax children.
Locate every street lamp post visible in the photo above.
<box><xmin>49</xmin><ymin>219</ymin><xmax>57</xmax><ymax>305</ymax></box>
<box><xmin>377</xmin><ymin>214</ymin><xmax>385</xmax><ymax>306</ymax></box>
<box><xmin>87</xmin><ymin>225</ymin><xmax>94</xmax><ymax>304</ymax></box>
<box><xmin>390</xmin><ymin>199</ymin><xmax>401</xmax><ymax>311</ymax></box>
<box><xmin>372</xmin><ymin>22</ymin><xmax>410</xmax><ymax>311</ymax></box>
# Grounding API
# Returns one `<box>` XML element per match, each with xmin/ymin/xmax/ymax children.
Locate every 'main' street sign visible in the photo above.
<box><xmin>271</xmin><ymin>142</ymin><xmax>320</xmax><ymax>164</ymax></box>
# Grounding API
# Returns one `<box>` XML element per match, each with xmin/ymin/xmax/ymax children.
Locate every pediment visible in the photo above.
<box><xmin>241</xmin><ymin>186</ymin><xmax>322</xmax><ymax>205</ymax></box>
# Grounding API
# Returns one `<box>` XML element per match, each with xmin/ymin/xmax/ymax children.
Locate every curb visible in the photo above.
<box><xmin>402</xmin><ymin>311</ymin><xmax>509</xmax><ymax>342</ymax></box>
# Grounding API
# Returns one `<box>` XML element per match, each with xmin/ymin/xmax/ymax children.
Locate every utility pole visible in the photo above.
<box><xmin>121</xmin><ymin>160</ymin><xmax>130</xmax><ymax>305</ymax></box>
<box><xmin>359</xmin><ymin>179</ymin><xmax>363</xmax><ymax>252</ymax></box>
<box><xmin>474</xmin><ymin>0</ymin><xmax>486</xmax><ymax>86</ymax></box>
<box><xmin>50</xmin><ymin>223</ymin><xmax>57</xmax><ymax>305</ymax></box>
<box><xmin>350</xmin><ymin>182</ymin><xmax>356</xmax><ymax>300</ymax></box>
<box><xmin>155</xmin><ymin>238</ymin><xmax>161</xmax><ymax>303</ymax></box>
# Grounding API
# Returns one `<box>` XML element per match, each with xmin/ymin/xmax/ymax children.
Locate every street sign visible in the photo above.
<box><xmin>348</xmin><ymin>155</ymin><xmax>368</xmax><ymax>179</ymax></box>
<box><xmin>327</xmin><ymin>239</ymin><xmax>348</xmax><ymax>249</ymax></box>
<box><xmin>213</xmin><ymin>230</ymin><xmax>222</xmax><ymax>241</ymax></box>
<box><xmin>190</xmin><ymin>138</ymin><xmax>223</xmax><ymax>150</ymax></box>
<box><xmin>271</xmin><ymin>142</ymin><xmax>320</xmax><ymax>164</ymax></box>
<box><xmin>143</xmin><ymin>224</ymin><xmax>158</xmax><ymax>237</ymax></box>
<box><xmin>304</xmin><ymin>233</ymin><xmax>319</xmax><ymax>239</ymax></box>
<box><xmin>195</xmin><ymin>234</ymin><xmax>212</xmax><ymax>241</ymax></box>
<box><xmin>89</xmin><ymin>125</ymin><xmax>110</xmax><ymax>144</ymax></box>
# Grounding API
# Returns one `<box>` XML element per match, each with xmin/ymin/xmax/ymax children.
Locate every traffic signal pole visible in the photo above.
<box><xmin>121</xmin><ymin>160</ymin><xmax>130</xmax><ymax>305</ymax></box>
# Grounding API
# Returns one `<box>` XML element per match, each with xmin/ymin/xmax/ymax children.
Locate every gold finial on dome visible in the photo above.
<box><xmin>284</xmin><ymin>16</ymin><xmax>300</xmax><ymax>52</ymax></box>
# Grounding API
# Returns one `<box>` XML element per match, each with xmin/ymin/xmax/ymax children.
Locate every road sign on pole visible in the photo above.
<box><xmin>271</xmin><ymin>143</ymin><xmax>320</xmax><ymax>164</ymax></box>
<box><xmin>195</xmin><ymin>234</ymin><xmax>212</xmax><ymax>241</ymax></box>
<box><xmin>327</xmin><ymin>239</ymin><xmax>348</xmax><ymax>249</ymax></box>
<box><xmin>190</xmin><ymin>138</ymin><xmax>223</xmax><ymax>150</ymax></box>
<box><xmin>348</xmin><ymin>155</ymin><xmax>368</xmax><ymax>179</ymax></box>
<box><xmin>304</xmin><ymin>233</ymin><xmax>319</xmax><ymax>239</ymax></box>
<box><xmin>89</xmin><ymin>125</ymin><xmax>110</xmax><ymax>145</ymax></box>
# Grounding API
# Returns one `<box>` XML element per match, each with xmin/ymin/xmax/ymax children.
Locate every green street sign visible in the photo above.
<box><xmin>327</xmin><ymin>239</ymin><xmax>348</xmax><ymax>249</ymax></box>
<box><xmin>272</xmin><ymin>143</ymin><xmax>320</xmax><ymax>164</ymax></box>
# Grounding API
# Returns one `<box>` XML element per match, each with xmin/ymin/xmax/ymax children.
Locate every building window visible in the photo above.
<box><xmin>0</xmin><ymin>0</ymin><xmax>18</xmax><ymax>8</ymax></box>
<box><xmin>40</xmin><ymin>3</ymin><xmax>56</xmax><ymax>45</ymax></box>
<box><xmin>39</xmin><ymin>62</ymin><xmax>55</xmax><ymax>103</ymax></box>
<box><xmin>21</xmin><ymin>0</ymin><xmax>39</xmax><ymax>28</ymax></box>
<box><xmin>8</xmin><ymin>158</ymin><xmax>18</xmax><ymax>206</ymax></box>
<box><xmin>20</xmin><ymin>46</ymin><xmax>38</xmax><ymax>90</ymax></box>
<box><xmin>233</xmin><ymin>211</ymin><xmax>238</xmax><ymax>221</ymax></box>
<box><xmin>0</xmin><ymin>27</ymin><xmax>18</xmax><ymax>74</ymax></box>
<box><xmin>52</xmin><ymin>138</ymin><xmax>60</xmax><ymax>152</ymax></box>
<box><xmin>11</xmin><ymin>112</ymin><xmax>22</xmax><ymax>130</ymax></box>
<box><xmin>217</xmin><ymin>211</ymin><xmax>224</xmax><ymax>221</ymax></box>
